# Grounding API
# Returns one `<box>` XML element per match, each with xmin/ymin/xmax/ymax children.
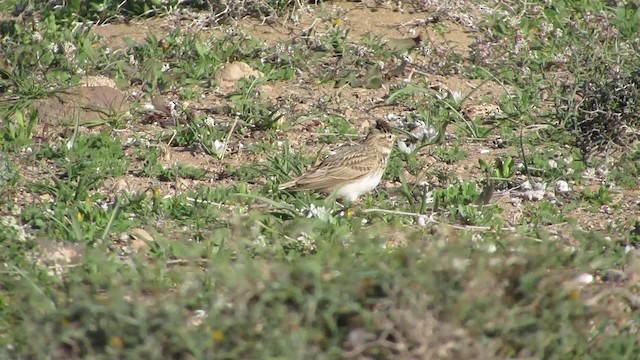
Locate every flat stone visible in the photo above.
<box><xmin>214</xmin><ymin>61</ymin><xmax>264</xmax><ymax>88</ymax></box>
<box><xmin>32</xmin><ymin>85</ymin><xmax>129</xmax><ymax>125</ymax></box>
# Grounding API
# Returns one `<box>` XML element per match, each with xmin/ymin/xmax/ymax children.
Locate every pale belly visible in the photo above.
<box><xmin>334</xmin><ymin>171</ymin><xmax>384</xmax><ymax>201</ymax></box>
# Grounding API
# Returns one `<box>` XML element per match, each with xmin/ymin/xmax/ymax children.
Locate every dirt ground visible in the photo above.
<box><xmin>17</xmin><ymin>1</ymin><xmax>639</xmax><ymax>239</ymax></box>
<box><xmin>4</xmin><ymin>3</ymin><xmax>640</xmax><ymax>357</ymax></box>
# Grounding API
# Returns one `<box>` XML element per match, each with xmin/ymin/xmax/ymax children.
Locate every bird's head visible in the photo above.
<box><xmin>365</xmin><ymin>119</ymin><xmax>396</xmax><ymax>154</ymax></box>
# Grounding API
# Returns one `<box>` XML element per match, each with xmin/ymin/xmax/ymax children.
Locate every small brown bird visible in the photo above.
<box><xmin>279</xmin><ymin>120</ymin><xmax>396</xmax><ymax>201</ymax></box>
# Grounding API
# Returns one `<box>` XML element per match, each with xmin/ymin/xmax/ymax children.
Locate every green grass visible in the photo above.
<box><xmin>1</xmin><ymin>0</ymin><xmax>640</xmax><ymax>358</ymax></box>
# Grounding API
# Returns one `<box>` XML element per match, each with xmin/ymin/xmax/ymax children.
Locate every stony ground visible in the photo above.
<box><xmin>1</xmin><ymin>1</ymin><xmax>640</xmax><ymax>358</ymax></box>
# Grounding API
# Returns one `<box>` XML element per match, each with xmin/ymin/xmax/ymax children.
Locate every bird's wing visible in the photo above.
<box><xmin>280</xmin><ymin>147</ymin><xmax>379</xmax><ymax>191</ymax></box>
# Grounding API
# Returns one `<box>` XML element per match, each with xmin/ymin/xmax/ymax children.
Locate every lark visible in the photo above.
<box><xmin>279</xmin><ymin>120</ymin><xmax>396</xmax><ymax>201</ymax></box>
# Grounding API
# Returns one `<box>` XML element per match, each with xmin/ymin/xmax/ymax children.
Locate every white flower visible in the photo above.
<box><xmin>254</xmin><ymin>235</ymin><xmax>267</xmax><ymax>247</ymax></box>
<box><xmin>596</xmin><ymin>167</ymin><xmax>608</xmax><ymax>177</ymax></box>
<box><xmin>63</xmin><ymin>42</ymin><xmax>77</xmax><ymax>61</ymax></box>
<box><xmin>450</xmin><ymin>90</ymin><xmax>463</xmax><ymax>104</ymax></box>
<box><xmin>396</xmin><ymin>140</ymin><xmax>416</xmax><ymax>154</ymax></box>
<box><xmin>422</xmin><ymin>190</ymin><xmax>434</xmax><ymax>204</ymax></box>
<box><xmin>555</xmin><ymin>180</ymin><xmax>570</xmax><ymax>193</ymax></box>
<box><xmin>386</xmin><ymin>113</ymin><xmax>400</xmax><ymax>121</ymax></box>
<box><xmin>583</xmin><ymin>168</ymin><xmax>596</xmax><ymax>178</ymax></box>
<box><xmin>519</xmin><ymin>181</ymin><xmax>547</xmax><ymax>201</ymax></box>
<box><xmin>213</xmin><ymin>140</ymin><xmax>225</xmax><ymax>156</ymax></box>
<box><xmin>302</xmin><ymin>204</ymin><xmax>331</xmax><ymax>221</ymax></box>
<box><xmin>129</xmin><ymin>54</ymin><xmax>139</xmax><ymax>66</ymax></box>
<box><xmin>434</xmin><ymin>91</ymin><xmax>447</xmax><ymax>100</ymax></box>
<box><xmin>523</xmin><ymin>189</ymin><xmax>545</xmax><ymax>201</ymax></box>
<box><xmin>123</xmin><ymin>138</ymin><xmax>137</xmax><ymax>147</ymax></box>
<box><xmin>48</xmin><ymin>42</ymin><xmax>59</xmax><ymax>53</ymax></box>
<box><xmin>32</xmin><ymin>32</ymin><xmax>43</xmax><ymax>42</ymax></box>
<box><xmin>168</xmin><ymin>100</ymin><xmax>178</xmax><ymax>117</ymax></box>
<box><xmin>296</xmin><ymin>232</ymin><xmax>317</xmax><ymax>252</ymax></box>
<box><xmin>412</xmin><ymin>123</ymin><xmax>437</xmax><ymax>142</ymax></box>
<box><xmin>533</xmin><ymin>182</ymin><xmax>547</xmax><ymax>191</ymax></box>
<box><xmin>204</xmin><ymin>116</ymin><xmax>216</xmax><ymax>128</ymax></box>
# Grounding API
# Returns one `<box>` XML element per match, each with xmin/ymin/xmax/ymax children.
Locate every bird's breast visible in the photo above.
<box><xmin>334</xmin><ymin>170</ymin><xmax>384</xmax><ymax>201</ymax></box>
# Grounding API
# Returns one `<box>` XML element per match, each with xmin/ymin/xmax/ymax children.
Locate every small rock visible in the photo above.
<box><xmin>111</xmin><ymin>178</ymin><xmax>129</xmax><ymax>194</ymax></box>
<box><xmin>32</xmin><ymin>86</ymin><xmax>129</xmax><ymax>125</ymax></box>
<box><xmin>129</xmin><ymin>228</ymin><xmax>154</xmax><ymax>251</ymax></box>
<box><xmin>81</xmin><ymin>75</ymin><xmax>118</xmax><ymax>89</ymax></box>
<box><xmin>214</xmin><ymin>61</ymin><xmax>264</xmax><ymax>88</ymax></box>
<box><xmin>574</xmin><ymin>273</ymin><xmax>594</xmax><ymax>285</ymax></box>
<box><xmin>461</xmin><ymin>103</ymin><xmax>503</xmax><ymax>123</ymax></box>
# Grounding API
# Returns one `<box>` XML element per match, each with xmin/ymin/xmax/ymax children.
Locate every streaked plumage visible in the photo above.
<box><xmin>279</xmin><ymin>120</ymin><xmax>396</xmax><ymax>201</ymax></box>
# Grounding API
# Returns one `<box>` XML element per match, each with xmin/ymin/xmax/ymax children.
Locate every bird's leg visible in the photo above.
<box><xmin>324</xmin><ymin>193</ymin><xmax>353</xmax><ymax>218</ymax></box>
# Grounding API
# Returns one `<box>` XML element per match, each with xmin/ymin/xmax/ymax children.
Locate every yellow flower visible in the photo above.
<box><xmin>211</xmin><ymin>330</ymin><xmax>224</xmax><ymax>342</ymax></box>
<box><xmin>110</xmin><ymin>336</ymin><xmax>124</xmax><ymax>348</ymax></box>
<box><xmin>160</xmin><ymin>39</ymin><xmax>170</xmax><ymax>51</ymax></box>
<box><xmin>567</xmin><ymin>289</ymin><xmax>579</xmax><ymax>301</ymax></box>
<box><xmin>332</xmin><ymin>18</ymin><xmax>341</xmax><ymax>27</ymax></box>
<box><xmin>76</xmin><ymin>211</ymin><xmax>83</xmax><ymax>222</ymax></box>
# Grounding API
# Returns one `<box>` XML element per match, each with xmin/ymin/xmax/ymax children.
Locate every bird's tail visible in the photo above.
<box><xmin>278</xmin><ymin>180</ymin><xmax>297</xmax><ymax>190</ymax></box>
